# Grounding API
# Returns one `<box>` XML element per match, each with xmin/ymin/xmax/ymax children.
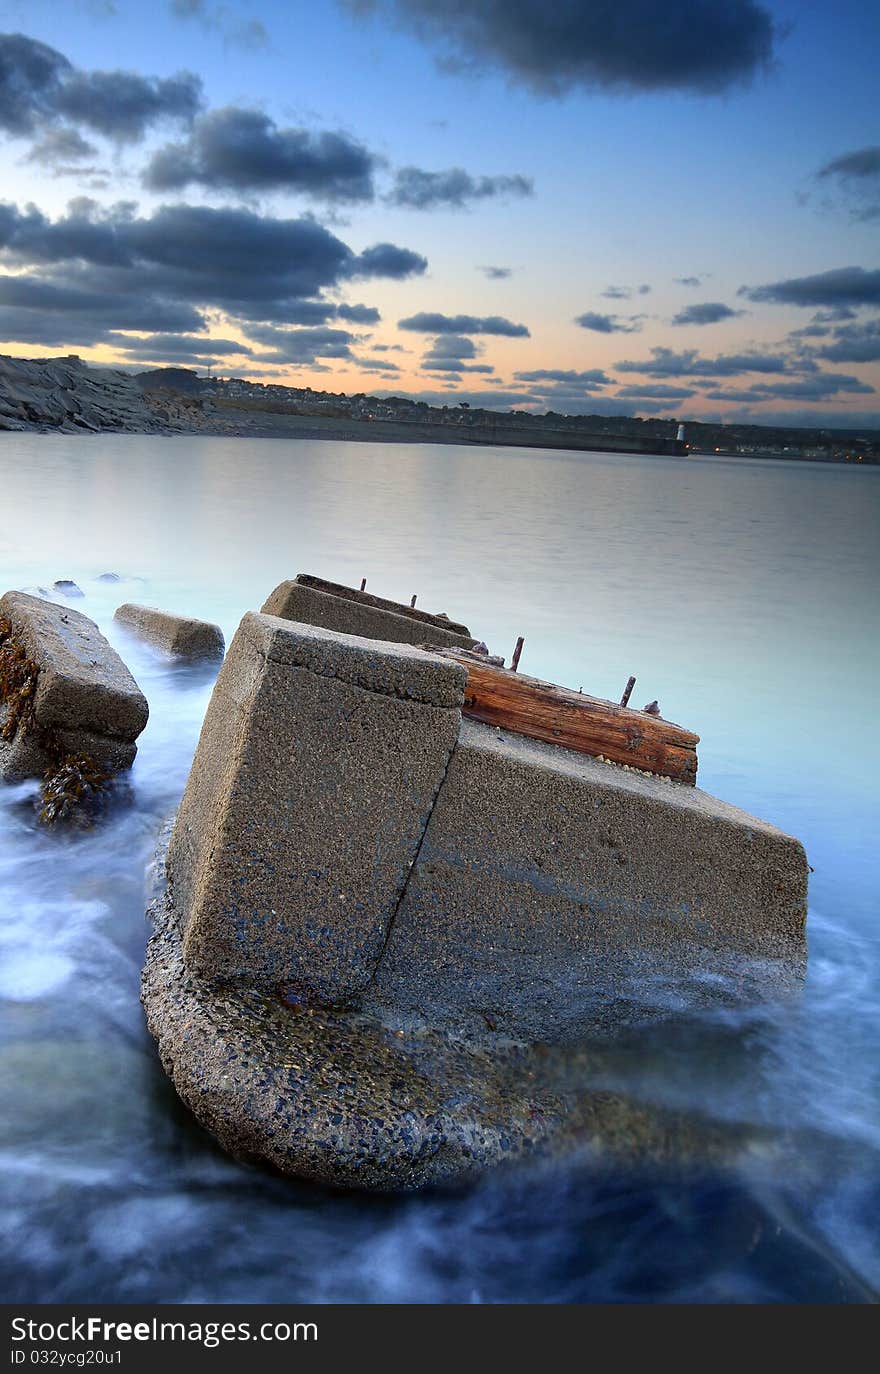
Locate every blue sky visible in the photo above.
<box><xmin>0</xmin><ymin>0</ymin><xmax>878</xmax><ymax>427</ymax></box>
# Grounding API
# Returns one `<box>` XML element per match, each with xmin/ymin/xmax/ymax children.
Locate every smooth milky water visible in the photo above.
<box><xmin>0</xmin><ymin>434</ymin><xmax>878</xmax><ymax>1302</ymax></box>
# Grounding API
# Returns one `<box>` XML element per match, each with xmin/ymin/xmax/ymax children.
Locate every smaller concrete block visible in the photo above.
<box><xmin>1</xmin><ymin>591</ymin><xmax>148</xmax><ymax>741</ymax></box>
<box><xmin>114</xmin><ymin>603</ymin><xmax>225</xmax><ymax>661</ymax></box>
<box><xmin>262</xmin><ymin>577</ymin><xmax>476</xmax><ymax>651</ymax></box>
<box><xmin>0</xmin><ymin>590</ymin><xmax>148</xmax><ymax>780</ymax></box>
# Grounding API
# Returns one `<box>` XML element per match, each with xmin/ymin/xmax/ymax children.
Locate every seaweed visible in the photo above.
<box><xmin>0</xmin><ymin>616</ymin><xmax>39</xmax><ymax>740</ymax></box>
<box><xmin>1</xmin><ymin>616</ymin><xmax>111</xmax><ymax>826</ymax></box>
<box><xmin>39</xmin><ymin>752</ymin><xmax>110</xmax><ymax>826</ymax></box>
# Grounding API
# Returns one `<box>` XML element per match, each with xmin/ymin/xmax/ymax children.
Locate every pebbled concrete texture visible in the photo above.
<box><xmin>365</xmin><ymin>720</ymin><xmax>808</xmax><ymax>1042</ymax></box>
<box><xmin>114</xmin><ymin>603</ymin><xmax>225</xmax><ymax>661</ymax></box>
<box><xmin>167</xmin><ymin>612</ymin><xmax>467</xmax><ymax>1002</ymax></box>
<box><xmin>144</xmin><ymin>822</ymin><xmax>778</xmax><ymax>1192</ymax></box>
<box><xmin>0</xmin><ymin>590</ymin><xmax>148</xmax><ymax>778</ymax></box>
<box><xmin>262</xmin><ymin>577</ymin><xmax>476</xmax><ymax>651</ymax></box>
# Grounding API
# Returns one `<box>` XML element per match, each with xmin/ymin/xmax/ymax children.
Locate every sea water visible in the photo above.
<box><xmin>0</xmin><ymin>434</ymin><xmax>877</xmax><ymax>1302</ymax></box>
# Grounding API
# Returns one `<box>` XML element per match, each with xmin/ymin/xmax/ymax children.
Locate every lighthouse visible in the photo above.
<box><xmin>676</xmin><ymin>423</ymin><xmax>686</xmax><ymax>443</ymax></box>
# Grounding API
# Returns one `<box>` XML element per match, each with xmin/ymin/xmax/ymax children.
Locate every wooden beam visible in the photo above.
<box><xmin>442</xmin><ymin>651</ymin><xmax>699</xmax><ymax>785</ymax></box>
<box><xmin>296</xmin><ymin>573</ymin><xmax>472</xmax><ymax>637</ymax></box>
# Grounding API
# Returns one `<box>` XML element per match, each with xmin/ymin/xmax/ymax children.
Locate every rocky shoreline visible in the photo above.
<box><xmin>4</xmin><ymin>353</ymin><xmax>876</xmax><ymax>461</ymax></box>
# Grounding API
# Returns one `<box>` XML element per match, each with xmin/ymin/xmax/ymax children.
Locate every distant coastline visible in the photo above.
<box><xmin>2</xmin><ymin>353</ymin><xmax>878</xmax><ymax>465</ymax></box>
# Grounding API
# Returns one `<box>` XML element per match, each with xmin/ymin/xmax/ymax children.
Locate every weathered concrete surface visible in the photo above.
<box><xmin>366</xmin><ymin>721</ymin><xmax>808</xmax><ymax>1042</ymax></box>
<box><xmin>167</xmin><ymin>612</ymin><xmax>466</xmax><ymax>1002</ymax></box>
<box><xmin>144</xmin><ymin>824</ymin><xmax>770</xmax><ymax>1191</ymax></box>
<box><xmin>262</xmin><ymin>576</ymin><xmax>476</xmax><ymax>651</ymax></box>
<box><xmin>0</xmin><ymin>591</ymin><xmax>149</xmax><ymax>779</ymax></box>
<box><xmin>114</xmin><ymin>603</ymin><xmax>225</xmax><ymax>661</ymax></box>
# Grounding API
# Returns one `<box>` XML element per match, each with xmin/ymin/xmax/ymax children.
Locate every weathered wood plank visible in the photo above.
<box><xmin>442</xmin><ymin>651</ymin><xmax>699</xmax><ymax>784</ymax></box>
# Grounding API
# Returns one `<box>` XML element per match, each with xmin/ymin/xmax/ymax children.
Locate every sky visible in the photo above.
<box><xmin>0</xmin><ymin>0</ymin><xmax>878</xmax><ymax>428</ymax></box>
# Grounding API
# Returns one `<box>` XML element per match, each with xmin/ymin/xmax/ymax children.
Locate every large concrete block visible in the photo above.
<box><xmin>262</xmin><ymin>575</ymin><xmax>476</xmax><ymax>651</ymax></box>
<box><xmin>167</xmin><ymin>613</ymin><xmax>467</xmax><ymax>1001</ymax></box>
<box><xmin>114</xmin><ymin>603</ymin><xmax>225</xmax><ymax>661</ymax></box>
<box><xmin>365</xmin><ymin>720</ymin><xmax>809</xmax><ymax>1041</ymax></box>
<box><xmin>0</xmin><ymin>590</ymin><xmax>148</xmax><ymax>779</ymax></box>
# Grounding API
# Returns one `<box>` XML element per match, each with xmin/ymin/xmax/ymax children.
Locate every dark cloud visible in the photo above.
<box><xmin>600</xmin><ymin>284</ymin><xmax>650</xmax><ymax>301</ymax></box>
<box><xmin>788</xmin><ymin>323</ymin><xmax>830</xmax><ymax>341</ymax></box>
<box><xmin>575</xmin><ymin>311</ymin><xmax>642</xmax><ymax>334</ymax></box>
<box><xmin>615</xmin><ymin>346</ymin><xmax>789</xmax><ymax>378</ymax></box>
<box><xmin>0</xmin><ymin>33</ymin><xmax>202</xmax><ymax>143</ymax></box>
<box><xmin>388</xmin><ymin>166</ymin><xmax>532</xmax><ymax>209</ymax></box>
<box><xmin>243</xmin><ymin>323</ymin><xmax>357</xmax><ymax>364</ymax></box>
<box><xmin>421</xmin><ymin>333</ymin><xmax>494</xmax><ymax>373</ymax></box>
<box><xmin>813</xmin><ymin>321</ymin><xmax>880</xmax><ymax>365</ymax></box>
<box><xmin>808</xmin><ymin>306</ymin><xmax>857</xmax><ymax>324</ymax></box>
<box><xmin>514</xmin><ymin>367</ymin><xmax>610</xmax><ymax>386</ymax></box>
<box><xmin>347</xmin><ymin>1</ymin><xmax>776</xmax><ymax>95</ymax></box>
<box><xmin>0</xmin><ymin>33</ymin><xmax>70</xmax><ymax>136</ymax></box>
<box><xmin>0</xmin><ymin>273</ymin><xmax>205</xmax><ymax>345</ymax></box>
<box><xmin>705</xmin><ymin>406</ymin><xmax>880</xmax><ymax>430</ymax></box>
<box><xmin>741</xmin><ymin>267</ymin><xmax>880</xmax><ymax>308</ymax></box>
<box><xmin>703</xmin><ymin>373</ymin><xmax>873</xmax><ymax>402</ymax></box>
<box><xmin>398</xmin><ymin>311</ymin><xmax>529</xmax><ymax>336</ymax></box>
<box><xmin>26</xmin><ymin>127</ymin><xmax>97</xmax><ymax>166</ymax></box>
<box><xmin>615</xmin><ymin>383</ymin><xmax>697</xmax><ymax>400</ymax></box>
<box><xmin>0</xmin><ymin>198</ymin><xmax>424</xmax><ymax>347</ymax></box>
<box><xmin>480</xmin><ymin>265</ymin><xmax>511</xmax><ymax>279</ymax></box>
<box><xmin>815</xmin><ymin>146</ymin><xmax>880</xmax><ymax>222</ymax></box>
<box><xmin>55</xmin><ymin>70</ymin><xmax>201</xmax><ymax>143</ymax></box>
<box><xmin>675</xmin><ymin>275</ymin><xmax>705</xmax><ymax>287</ymax></box>
<box><xmin>241</xmin><ymin>299</ymin><xmax>381</xmax><ymax>326</ymax></box>
<box><xmin>424</xmin><ymin>333</ymin><xmax>477</xmax><ymax>360</ymax></box>
<box><xmin>144</xmin><ymin>107</ymin><xmax>377</xmax><ymax>201</ymax></box>
<box><xmin>671</xmin><ymin>301</ymin><xmax>741</xmax><ymax>326</ymax></box>
<box><xmin>337</xmin><ymin>302</ymin><xmax>381</xmax><ymax>323</ymax></box>
<box><xmin>818</xmin><ymin>146</ymin><xmax>880</xmax><ymax>181</ymax></box>
<box><xmin>107</xmin><ymin>331</ymin><xmax>251</xmax><ymax>359</ymax></box>
<box><xmin>352</xmin><ymin>356</ymin><xmax>401</xmax><ymax>373</ymax></box>
<box><xmin>351</xmin><ymin>243</ymin><xmax>427</xmax><ymax>279</ymax></box>
<box><xmin>0</xmin><ymin>200</ymin><xmax>425</xmax><ymax>300</ymax></box>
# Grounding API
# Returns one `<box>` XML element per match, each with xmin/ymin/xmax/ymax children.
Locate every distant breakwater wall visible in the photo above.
<box><xmin>353</xmin><ymin>417</ymin><xmax>687</xmax><ymax>457</ymax></box>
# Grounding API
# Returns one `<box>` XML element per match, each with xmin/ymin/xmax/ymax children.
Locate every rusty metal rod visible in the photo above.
<box><xmin>511</xmin><ymin>636</ymin><xmax>524</xmax><ymax>672</ymax></box>
<box><xmin>359</xmin><ymin>578</ymin><xmax>367</xmax><ymax>591</ymax></box>
<box><xmin>620</xmin><ymin>675</ymin><xmax>636</xmax><ymax>708</ymax></box>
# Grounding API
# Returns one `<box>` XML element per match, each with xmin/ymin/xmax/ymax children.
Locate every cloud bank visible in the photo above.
<box><xmin>347</xmin><ymin>0</ymin><xmax>777</xmax><ymax>96</ymax></box>
<box><xmin>0</xmin><ymin>32</ymin><xmax>201</xmax><ymax>142</ymax></box>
